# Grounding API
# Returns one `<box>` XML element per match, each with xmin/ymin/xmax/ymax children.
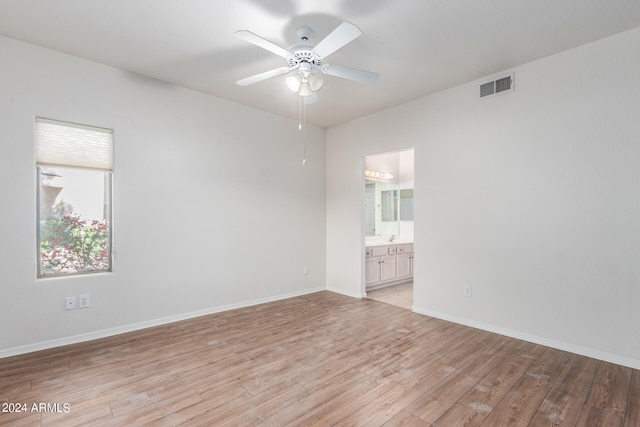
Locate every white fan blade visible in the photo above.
<box><xmin>312</xmin><ymin>22</ymin><xmax>361</xmax><ymax>58</ymax></box>
<box><xmin>235</xmin><ymin>30</ymin><xmax>292</xmax><ymax>59</ymax></box>
<box><xmin>236</xmin><ymin>67</ymin><xmax>292</xmax><ymax>86</ymax></box>
<box><xmin>320</xmin><ymin>64</ymin><xmax>379</xmax><ymax>84</ymax></box>
<box><xmin>304</xmin><ymin>93</ymin><xmax>318</xmax><ymax>104</ymax></box>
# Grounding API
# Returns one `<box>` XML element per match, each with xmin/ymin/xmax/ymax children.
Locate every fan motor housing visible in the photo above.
<box><xmin>287</xmin><ymin>49</ymin><xmax>322</xmax><ymax>69</ymax></box>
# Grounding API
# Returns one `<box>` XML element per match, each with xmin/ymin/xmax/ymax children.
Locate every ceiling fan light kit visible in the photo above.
<box><xmin>235</xmin><ymin>21</ymin><xmax>379</xmax><ymax>103</ymax></box>
<box><xmin>285</xmin><ymin>74</ymin><xmax>301</xmax><ymax>92</ymax></box>
<box><xmin>285</xmin><ymin>72</ymin><xmax>324</xmax><ymax>96</ymax></box>
<box><xmin>307</xmin><ymin>73</ymin><xmax>324</xmax><ymax>91</ymax></box>
<box><xmin>298</xmin><ymin>81</ymin><xmax>313</xmax><ymax>97</ymax></box>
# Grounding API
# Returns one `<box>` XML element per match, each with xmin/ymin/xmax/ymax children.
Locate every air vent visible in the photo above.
<box><xmin>480</xmin><ymin>81</ymin><xmax>495</xmax><ymax>97</ymax></box>
<box><xmin>480</xmin><ymin>73</ymin><xmax>514</xmax><ymax>98</ymax></box>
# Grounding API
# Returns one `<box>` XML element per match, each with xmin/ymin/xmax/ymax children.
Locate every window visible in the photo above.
<box><xmin>36</xmin><ymin>118</ymin><xmax>113</xmax><ymax>277</ymax></box>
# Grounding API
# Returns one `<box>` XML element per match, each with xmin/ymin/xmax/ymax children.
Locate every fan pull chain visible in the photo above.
<box><xmin>298</xmin><ymin>96</ymin><xmax>307</xmax><ymax>130</ymax></box>
<box><xmin>299</xmin><ymin>96</ymin><xmax>307</xmax><ymax>166</ymax></box>
<box><xmin>298</xmin><ymin>95</ymin><xmax>303</xmax><ymax>130</ymax></box>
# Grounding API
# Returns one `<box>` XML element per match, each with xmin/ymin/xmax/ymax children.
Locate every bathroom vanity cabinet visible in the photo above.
<box><xmin>365</xmin><ymin>243</ymin><xmax>413</xmax><ymax>291</ymax></box>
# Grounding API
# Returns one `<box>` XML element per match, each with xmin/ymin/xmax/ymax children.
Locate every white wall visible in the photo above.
<box><xmin>326</xmin><ymin>27</ymin><xmax>640</xmax><ymax>368</ymax></box>
<box><xmin>0</xmin><ymin>36</ymin><xmax>326</xmax><ymax>356</ymax></box>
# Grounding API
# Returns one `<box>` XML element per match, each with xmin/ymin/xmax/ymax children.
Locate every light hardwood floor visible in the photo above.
<box><xmin>1</xmin><ymin>291</ymin><xmax>638</xmax><ymax>426</ymax></box>
<box><xmin>367</xmin><ymin>281</ymin><xmax>413</xmax><ymax>310</ymax></box>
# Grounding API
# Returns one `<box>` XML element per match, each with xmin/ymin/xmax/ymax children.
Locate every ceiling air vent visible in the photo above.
<box><xmin>480</xmin><ymin>73</ymin><xmax>514</xmax><ymax>98</ymax></box>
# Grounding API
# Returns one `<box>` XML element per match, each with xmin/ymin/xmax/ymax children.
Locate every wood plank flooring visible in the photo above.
<box><xmin>367</xmin><ymin>282</ymin><xmax>413</xmax><ymax>310</ymax></box>
<box><xmin>0</xmin><ymin>291</ymin><xmax>638</xmax><ymax>426</ymax></box>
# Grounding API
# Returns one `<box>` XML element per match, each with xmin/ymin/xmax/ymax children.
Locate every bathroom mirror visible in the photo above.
<box><xmin>364</xmin><ymin>148</ymin><xmax>414</xmax><ymax>240</ymax></box>
<box><xmin>365</xmin><ymin>181</ymin><xmax>400</xmax><ymax>237</ymax></box>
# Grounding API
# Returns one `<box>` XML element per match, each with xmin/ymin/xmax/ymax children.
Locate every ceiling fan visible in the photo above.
<box><xmin>235</xmin><ymin>22</ymin><xmax>379</xmax><ymax>103</ymax></box>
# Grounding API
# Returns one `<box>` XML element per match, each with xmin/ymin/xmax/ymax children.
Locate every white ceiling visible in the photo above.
<box><xmin>1</xmin><ymin>1</ymin><xmax>639</xmax><ymax>128</ymax></box>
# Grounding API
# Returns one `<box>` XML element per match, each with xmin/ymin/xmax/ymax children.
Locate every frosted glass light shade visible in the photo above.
<box><xmin>298</xmin><ymin>82</ymin><xmax>313</xmax><ymax>97</ymax></box>
<box><xmin>307</xmin><ymin>73</ymin><xmax>324</xmax><ymax>91</ymax></box>
<box><xmin>285</xmin><ymin>74</ymin><xmax>301</xmax><ymax>92</ymax></box>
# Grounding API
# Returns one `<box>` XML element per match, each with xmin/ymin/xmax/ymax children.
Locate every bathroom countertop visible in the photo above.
<box><xmin>365</xmin><ymin>240</ymin><xmax>413</xmax><ymax>247</ymax></box>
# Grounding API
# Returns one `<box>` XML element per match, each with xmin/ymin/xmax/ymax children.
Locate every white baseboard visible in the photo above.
<box><xmin>0</xmin><ymin>287</ymin><xmax>325</xmax><ymax>359</ymax></box>
<box><xmin>326</xmin><ymin>286</ymin><xmax>366</xmax><ymax>299</ymax></box>
<box><xmin>412</xmin><ymin>305</ymin><xmax>640</xmax><ymax>370</ymax></box>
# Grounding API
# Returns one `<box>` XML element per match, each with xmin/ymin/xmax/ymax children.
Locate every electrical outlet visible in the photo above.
<box><xmin>303</xmin><ymin>266</ymin><xmax>309</xmax><ymax>275</ymax></box>
<box><xmin>65</xmin><ymin>296</ymin><xmax>77</xmax><ymax>310</ymax></box>
<box><xmin>78</xmin><ymin>294</ymin><xmax>90</xmax><ymax>308</ymax></box>
<box><xmin>464</xmin><ymin>286</ymin><xmax>472</xmax><ymax>297</ymax></box>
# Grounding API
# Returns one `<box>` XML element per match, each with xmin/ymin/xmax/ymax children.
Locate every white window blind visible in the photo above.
<box><xmin>36</xmin><ymin>118</ymin><xmax>113</xmax><ymax>171</ymax></box>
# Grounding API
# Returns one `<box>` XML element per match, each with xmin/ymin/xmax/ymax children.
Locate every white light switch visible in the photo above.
<box><xmin>78</xmin><ymin>294</ymin><xmax>90</xmax><ymax>308</ymax></box>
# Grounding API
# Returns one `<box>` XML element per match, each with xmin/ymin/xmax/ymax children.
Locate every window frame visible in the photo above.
<box><xmin>35</xmin><ymin>118</ymin><xmax>114</xmax><ymax>279</ymax></box>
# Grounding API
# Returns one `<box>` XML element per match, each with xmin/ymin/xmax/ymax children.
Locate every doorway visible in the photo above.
<box><xmin>363</xmin><ymin>148</ymin><xmax>414</xmax><ymax>309</ymax></box>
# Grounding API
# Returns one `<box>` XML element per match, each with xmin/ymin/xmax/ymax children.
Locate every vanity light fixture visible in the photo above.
<box><xmin>365</xmin><ymin>169</ymin><xmax>394</xmax><ymax>180</ymax></box>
